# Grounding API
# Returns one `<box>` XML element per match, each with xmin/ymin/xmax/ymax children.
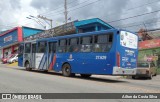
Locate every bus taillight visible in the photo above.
<box><xmin>117</xmin><ymin>52</ymin><xmax>120</xmax><ymax>67</ymax></box>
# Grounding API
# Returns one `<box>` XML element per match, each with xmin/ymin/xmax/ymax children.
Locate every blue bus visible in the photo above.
<box><xmin>18</xmin><ymin>29</ymin><xmax>138</xmax><ymax>77</ymax></box>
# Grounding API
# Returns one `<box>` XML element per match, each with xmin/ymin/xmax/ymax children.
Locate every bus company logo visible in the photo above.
<box><xmin>2</xmin><ymin>94</ymin><xmax>11</xmax><ymax>99</ymax></box>
<box><xmin>69</xmin><ymin>54</ymin><xmax>73</xmax><ymax>59</ymax></box>
<box><xmin>67</xmin><ymin>54</ymin><xmax>74</xmax><ymax>61</ymax></box>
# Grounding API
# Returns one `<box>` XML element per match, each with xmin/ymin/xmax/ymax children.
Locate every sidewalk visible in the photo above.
<box><xmin>0</xmin><ymin>62</ymin><xmax>20</xmax><ymax>68</ymax></box>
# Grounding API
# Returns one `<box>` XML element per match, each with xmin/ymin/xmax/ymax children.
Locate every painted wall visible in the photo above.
<box><xmin>74</xmin><ymin>18</ymin><xmax>114</xmax><ymax>33</ymax></box>
<box><xmin>0</xmin><ymin>30</ymin><xmax>18</xmax><ymax>47</ymax></box>
<box><xmin>139</xmin><ymin>39</ymin><xmax>160</xmax><ymax>67</ymax></box>
<box><xmin>22</xmin><ymin>27</ymin><xmax>43</xmax><ymax>38</ymax></box>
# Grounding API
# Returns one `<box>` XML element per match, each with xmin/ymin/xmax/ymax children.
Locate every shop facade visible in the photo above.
<box><xmin>0</xmin><ymin>27</ymin><xmax>43</xmax><ymax>58</ymax></box>
<box><xmin>139</xmin><ymin>39</ymin><xmax>160</xmax><ymax>67</ymax></box>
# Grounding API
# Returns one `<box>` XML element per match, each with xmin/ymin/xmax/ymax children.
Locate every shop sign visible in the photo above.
<box><xmin>4</xmin><ymin>35</ymin><xmax>12</xmax><ymax>43</ymax></box>
<box><xmin>139</xmin><ymin>39</ymin><xmax>160</xmax><ymax>50</ymax></box>
<box><xmin>24</xmin><ymin>22</ymin><xmax>75</xmax><ymax>41</ymax></box>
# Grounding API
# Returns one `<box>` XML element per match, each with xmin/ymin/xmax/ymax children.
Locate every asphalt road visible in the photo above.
<box><xmin>0</xmin><ymin>64</ymin><xmax>160</xmax><ymax>102</ymax></box>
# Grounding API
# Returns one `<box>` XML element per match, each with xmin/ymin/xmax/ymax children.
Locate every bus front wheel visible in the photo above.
<box><xmin>80</xmin><ymin>74</ymin><xmax>92</xmax><ymax>78</ymax></box>
<box><xmin>62</xmin><ymin>63</ymin><xmax>74</xmax><ymax>77</ymax></box>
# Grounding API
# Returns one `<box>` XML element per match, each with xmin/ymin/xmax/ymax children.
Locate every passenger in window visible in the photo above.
<box><xmin>62</xmin><ymin>47</ymin><xmax>66</xmax><ymax>53</ymax></box>
<box><xmin>94</xmin><ymin>44</ymin><xmax>101</xmax><ymax>52</ymax></box>
<box><xmin>81</xmin><ymin>45</ymin><xmax>91</xmax><ymax>52</ymax></box>
<box><xmin>73</xmin><ymin>46</ymin><xmax>79</xmax><ymax>52</ymax></box>
<box><xmin>69</xmin><ymin>46</ymin><xmax>74</xmax><ymax>52</ymax></box>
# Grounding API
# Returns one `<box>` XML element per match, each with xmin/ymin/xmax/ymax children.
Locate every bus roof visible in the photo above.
<box><xmin>32</xmin><ymin>29</ymin><xmax>136</xmax><ymax>43</ymax></box>
<box><xmin>36</xmin><ymin>29</ymin><xmax>118</xmax><ymax>42</ymax></box>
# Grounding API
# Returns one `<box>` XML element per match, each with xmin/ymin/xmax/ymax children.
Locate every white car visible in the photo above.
<box><xmin>8</xmin><ymin>54</ymin><xmax>18</xmax><ymax>63</ymax></box>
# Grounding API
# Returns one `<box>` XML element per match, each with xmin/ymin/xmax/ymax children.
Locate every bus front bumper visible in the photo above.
<box><xmin>112</xmin><ymin>67</ymin><xmax>136</xmax><ymax>75</ymax></box>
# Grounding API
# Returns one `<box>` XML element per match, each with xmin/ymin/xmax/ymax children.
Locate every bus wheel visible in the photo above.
<box><xmin>80</xmin><ymin>74</ymin><xmax>92</xmax><ymax>78</ymax></box>
<box><xmin>62</xmin><ymin>63</ymin><xmax>73</xmax><ymax>77</ymax></box>
<box><xmin>25</xmin><ymin>62</ymin><xmax>32</xmax><ymax>71</ymax></box>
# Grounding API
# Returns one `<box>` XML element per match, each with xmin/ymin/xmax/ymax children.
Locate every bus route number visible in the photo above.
<box><xmin>96</xmin><ymin>56</ymin><xmax>107</xmax><ymax>60</ymax></box>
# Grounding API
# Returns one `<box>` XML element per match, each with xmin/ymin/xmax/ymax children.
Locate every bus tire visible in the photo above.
<box><xmin>25</xmin><ymin>61</ymin><xmax>32</xmax><ymax>71</ymax></box>
<box><xmin>80</xmin><ymin>74</ymin><xmax>92</xmax><ymax>78</ymax></box>
<box><xmin>62</xmin><ymin>63</ymin><xmax>73</xmax><ymax>77</ymax></box>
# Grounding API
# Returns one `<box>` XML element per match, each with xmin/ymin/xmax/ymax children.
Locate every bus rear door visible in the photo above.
<box><xmin>48</xmin><ymin>41</ymin><xmax>57</xmax><ymax>70</ymax></box>
<box><xmin>31</xmin><ymin>42</ymin><xmax>36</xmax><ymax>68</ymax></box>
<box><xmin>35</xmin><ymin>41</ymin><xmax>47</xmax><ymax>70</ymax></box>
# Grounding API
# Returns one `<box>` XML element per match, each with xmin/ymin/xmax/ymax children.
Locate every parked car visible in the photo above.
<box><xmin>1</xmin><ymin>54</ymin><xmax>14</xmax><ymax>64</ymax></box>
<box><xmin>7</xmin><ymin>54</ymin><xmax>18</xmax><ymax>64</ymax></box>
<box><xmin>132</xmin><ymin>62</ymin><xmax>157</xmax><ymax>79</ymax></box>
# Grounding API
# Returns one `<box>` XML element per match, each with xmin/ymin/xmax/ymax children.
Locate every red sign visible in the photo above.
<box><xmin>139</xmin><ymin>39</ymin><xmax>160</xmax><ymax>50</ymax></box>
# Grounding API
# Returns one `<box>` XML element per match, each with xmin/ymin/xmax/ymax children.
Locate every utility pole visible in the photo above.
<box><xmin>37</xmin><ymin>15</ymin><xmax>53</xmax><ymax>29</ymax></box>
<box><xmin>64</xmin><ymin>0</ymin><xmax>68</xmax><ymax>24</ymax></box>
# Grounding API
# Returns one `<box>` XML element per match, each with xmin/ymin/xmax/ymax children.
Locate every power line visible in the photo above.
<box><xmin>115</xmin><ymin>17</ymin><xmax>160</xmax><ymax>28</ymax></box>
<box><xmin>10</xmin><ymin>0</ymin><xmax>101</xmax><ymax>28</ymax></box>
<box><xmin>123</xmin><ymin>20</ymin><xmax>160</xmax><ymax>29</ymax></box>
<box><xmin>108</xmin><ymin>9</ymin><xmax>160</xmax><ymax>23</ymax></box>
<box><xmin>0</xmin><ymin>0</ymin><xmax>159</xmax><ymax>30</ymax></box>
<box><xmin>42</xmin><ymin>0</ymin><xmax>101</xmax><ymax>18</ymax></box>
<box><xmin>42</xmin><ymin>0</ymin><xmax>99</xmax><ymax>17</ymax></box>
<box><xmin>39</xmin><ymin>0</ymin><xmax>79</xmax><ymax>16</ymax></box>
<box><xmin>0</xmin><ymin>0</ymin><xmax>80</xmax><ymax>29</ymax></box>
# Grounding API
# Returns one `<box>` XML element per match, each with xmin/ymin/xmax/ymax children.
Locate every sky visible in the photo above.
<box><xmin>0</xmin><ymin>0</ymin><xmax>160</xmax><ymax>32</ymax></box>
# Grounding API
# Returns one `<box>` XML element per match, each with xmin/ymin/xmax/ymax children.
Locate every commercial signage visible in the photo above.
<box><xmin>139</xmin><ymin>39</ymin><xmax>160</xmax><ymax>50</ymax></box>
<box><xmin>120</xmin><ymin>31</ymin><xmax>138</xmax><ymax>49</ymax></box>
<box><xmin>4</xmin><ymin>35</ymin><xmax>12</xmax><ymax>43</ymax></box>
<box><xmin>24</xmin><ymin>22</ymin><xmax>76</xmax><ymax>41</ymax></box>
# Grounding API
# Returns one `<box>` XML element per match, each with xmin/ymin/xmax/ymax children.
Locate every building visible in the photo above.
<box><xmin>138</xmin><ymin>29</ymin><xmax>160</xmax><ymax>68</ymax></box>
<box><xmin>0</xmin><ymin>26</ymin><xmax>43</xmax><ymax>58</ymax></box>
<box><xmin>24</xmin><ymin>18</ymin><xmax>114</xmax><ymax>41</ymax></box>
<box><xmin>74</xmin><ymin>18</ymin><xmax>114</xmax><ymax>33</ymax></box>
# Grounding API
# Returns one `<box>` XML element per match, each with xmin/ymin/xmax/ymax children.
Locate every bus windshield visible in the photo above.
<box><xmin>120</xmin><ymin>31</ymin><xmax>138</xmax><ymax>49</ymax></box>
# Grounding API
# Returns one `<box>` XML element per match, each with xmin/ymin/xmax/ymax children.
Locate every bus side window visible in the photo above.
<box><xmin>80</xmin><ymin>36</ymin><xmax>92</xmax><ymax>52</ymax></box>
<box><xmin>58</xmin><ymin>39</ymin><xmax>67</xmax><ymax>53</ymax></box>
<box><xmin>93</xmin><ymin>33</ymin><xmax>113</xmax><ymax>52</ymax></box>
<box><xmin>49</xmin><ymin>42</ymin><xmax>57</xmax><ymax>53</ymax></box>
<box><xmin>25</xmin><ymin>43</ymin><xmax>31</xmax><ymax>53</ymax></box>
<box><xmin>38</xmin><ymin>42</ymin><xmax>46</xmax><ymax>53</ymax></box>
<box><xmin>32</xmin><ymin>44</ymin><xmax>36</xmax><ymax>53</ymax></box>
<box><xmin>68</xmin><ymin>38</ymin><xmax>79</xmax><ymax>52</ymax></box>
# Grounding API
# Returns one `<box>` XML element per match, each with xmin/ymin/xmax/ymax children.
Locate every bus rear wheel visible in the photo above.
<box><xmin>80</xmin><ymin>74</ymin><xmax>92</xmax><ymax>78</ymax></box>
<box><xmin>25</xmin><ymin>62</ymin><xmax>32</xmax><ymax>71</ymax></box>
<box><xmin>62</xmin><ymin>63</ymin><xmax>74</xmax><ymax>77</ymax></box>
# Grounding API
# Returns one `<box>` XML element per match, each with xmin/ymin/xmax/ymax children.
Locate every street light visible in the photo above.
<box><xmin>26</xmin><ymin>16</ymin><xmax>46</xmax><ymax>30</ymax></box>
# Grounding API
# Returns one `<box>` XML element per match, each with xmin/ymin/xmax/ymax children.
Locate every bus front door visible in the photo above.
<box><xmin>18</xmin><ymin>43</ymin><xmax>24</xmax><ymax>67</ymax></box>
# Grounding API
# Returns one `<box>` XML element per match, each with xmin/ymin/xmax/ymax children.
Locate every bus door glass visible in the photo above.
<box><xmin>118</xmin><ymin>31</ymin><xmax>138</xmax><ymax>69</ymax></box>
<box><xmin>31</xmin><ymin>43</ymin><xmax>36</xmax><ymax>68</ymax></box>
<box><xmin>18</xmin><ymin>43</ymin><xmax>24</xmax><ymax>67</ymax></box>
<box><xmin>36</xmin><ymin>41</ymin><xmax>47</xmax><ymax>70</ymax></box>
<box><xmin>48</xmin><ymin>42</ymin><xmax>57</xmax><ymax>70</ymax></box>
<box><xmin>24</xmin><ymin>43</ymin><xmax>31</xmax><ymax>66</ymax></box>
